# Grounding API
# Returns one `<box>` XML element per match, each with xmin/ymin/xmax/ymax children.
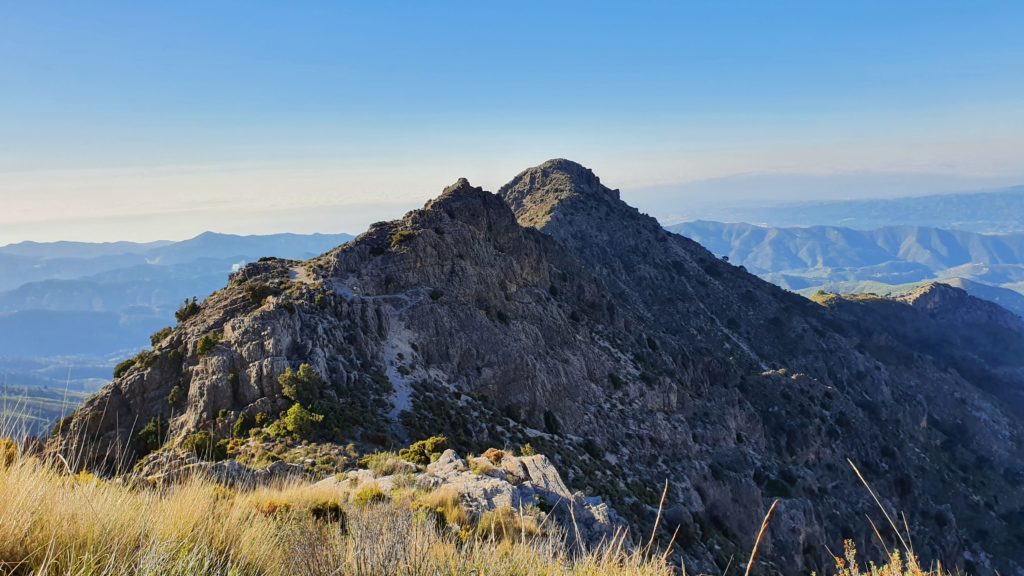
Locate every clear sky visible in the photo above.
<box><xmin>2</xmin><ymin>1</ymin><xmax>1023</xmax><ymax>243</ymax></box>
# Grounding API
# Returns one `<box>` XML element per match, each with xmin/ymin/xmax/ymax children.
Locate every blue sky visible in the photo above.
<box><xmin>2</xmin><ymin>1</ymin><xmax>1023</xmax><ymax>242</ymax></box>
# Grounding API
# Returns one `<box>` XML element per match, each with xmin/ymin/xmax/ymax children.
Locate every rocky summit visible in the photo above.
<box><xmin>53</xmin><ymin>159</ymin><xmax>1024</xmax><ymax>575</ymax></box>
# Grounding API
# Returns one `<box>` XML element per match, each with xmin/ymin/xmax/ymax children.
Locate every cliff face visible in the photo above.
<box><xmin>55</xmin><ymin>160</ymin><xmax>1024</xmax><ymax>575</ymax></box>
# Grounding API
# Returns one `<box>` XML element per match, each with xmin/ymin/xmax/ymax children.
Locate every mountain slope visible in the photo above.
<box><xmin>54</xmin><ymin>161</ymin><xmax>1024</xmax><ymax>575</ymax></box>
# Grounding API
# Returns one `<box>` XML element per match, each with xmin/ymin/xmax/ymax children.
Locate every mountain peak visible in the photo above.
<box><xmin>498</xmin><ymin>159</ymin><xmax>627</xmax><ymax>231</ymax></box>
<box><xmin>440</xmin><ymin>177</ymin><xmax>475</xmax><ymax>196</ymax></box>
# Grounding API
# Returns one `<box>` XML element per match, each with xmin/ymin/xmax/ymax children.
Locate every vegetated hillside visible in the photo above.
<box><xmin>669</xmin><ymin>185</ymin><xmax>1024</xmax><ymax>233</ymax></box>
<box><xmin>671</xmin><ymin>220</ymin><xmax>1024</xmax><ymax>316</ymax></box>
<box><xmin>54</xmin><ymin>160</ymin><xmax>1024</xmax><ymax>575</ymax></box>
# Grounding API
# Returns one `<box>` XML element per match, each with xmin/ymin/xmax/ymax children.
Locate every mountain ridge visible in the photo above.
<box><xmin>53</xmin><ymin>160</ymin><xmax>1024</xmax><ymax>575</ymax></box>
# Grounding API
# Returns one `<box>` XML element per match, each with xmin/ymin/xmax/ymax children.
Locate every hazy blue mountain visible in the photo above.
<box><xmin>670</xmin><ymin>220</ymin><xmax>1024</xmax><ymax>317</ymax></box>
<box><xmin>142</xmin><ymin>231</ymin><xmax>353</xmax><ymax>265</ymax></box>
<box><xmin>0</xmin><ymin>232</ymin><xmax>353</xmax><ymax>292</ymax></box>
<box><xmin>667</xmin><ymin>185</ymin><xmax>1024</xmax><ymax>234</ymax></box>
<box><xmin>0</xmin><ymin>239</ymin><xmax>172</xmax><ymax>260</ymax></box>
<box><xmin>0</xmin><ymin>231</ymin><xmax>353</xmax><ymax>393</ymax></box>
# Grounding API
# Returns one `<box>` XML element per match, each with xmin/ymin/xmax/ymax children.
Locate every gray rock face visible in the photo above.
<box><xmin>53</xmin><ymin>159</ymin><xmax>1024</xmax><ymax>575</ymax></box>
<box><xmin>330</xmin><ymin>449</ymin><xmax>627</xmax><ymax>548</ymax></box>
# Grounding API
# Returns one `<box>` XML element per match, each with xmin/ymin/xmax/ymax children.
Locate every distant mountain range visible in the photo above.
<box><xmin>670</xmin><ymin>221</ymin><xmax>1024</xmax><ymax>317</ymax></box>
<box><xmin>668</xmin><ymin>185</ymin><xmax>1024</xmax><ymax>234</ymax></box>
<box><xmin>0</xmin><ymin>232</ymin><xmax>351</xmax><ymax>391</ymax></box>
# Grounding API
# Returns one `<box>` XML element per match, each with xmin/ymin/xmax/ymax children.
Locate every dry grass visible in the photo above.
<box><xmin>0</xmin><ymin>448</ymin><xmax>674</xmax><ymax>576</ymax></box>
<box><xmin>0</xmin><ymin>431</ymin><xmax>958</xmax><ymax>576</ymax></box>
<box><xmin>413</xmin><ymin>485</ymin><xmax>471</xmax><ymax>529</ymax></box>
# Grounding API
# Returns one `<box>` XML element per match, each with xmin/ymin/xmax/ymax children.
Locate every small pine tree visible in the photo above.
<box><xmin>175</xmin><ymin>297</ymin><xmax>201</xmax><ymax>323</ymax></box>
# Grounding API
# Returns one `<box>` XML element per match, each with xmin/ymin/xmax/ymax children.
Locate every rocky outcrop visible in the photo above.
<box><xmin>133</xmin><ymin>449</ymin><xmax>305</xmax><ymax>487</ymax></box>
<box><xmin>326</xmin><ymin>448</ymin><xmax>626</xmax><ymax>548</ymax></box>
<box><xmin>52</xmin><ymin>160</ymin><xmax>1024</xmax><ymax>575</ymax></box>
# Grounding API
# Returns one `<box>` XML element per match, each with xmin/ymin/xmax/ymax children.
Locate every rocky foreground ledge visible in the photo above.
<box><xmin>133</xmin><ymin>445</ymin><xmax>626</xmax><ymax>549</ymax></box>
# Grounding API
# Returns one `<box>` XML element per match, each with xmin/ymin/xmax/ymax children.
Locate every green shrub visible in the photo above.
<box><xmin>278</xmin><ymin>364</ymin><xmax>322</xmax><ymax>407</ymax></box>
<box><xmin>519</xmin><ymin>443</ymin><xmax>536</xmax><ymax>457</ymax></box>
<box><xmin>232</xmin><ymin>413</ymin><xmax>252</xmax><ymax>438</ymax></box>
<box><xmin>167</xmin><ymin>385</ymin><xmax>185</xmax><ymax>408</ymax></box>
<box><xmin>136</xmin><ymin>417</ymin><xmax>165</xmax><ymax>455</ymax></box>
<box><xmin>390</xmin><ymin>230</ymin><xmax>415</xmax><ymax>249</ymax></box>
<box><xmin>113</xmin><ymin>357</ymin><xmax>136</xmax><ymax>379</ymax></box>
<box><xmin>150</xmin><ymin>327</ymin><xmax>173</xmax><ymax>347</ymax></box>
<box><xmin>196</xmin><ymin>332</ymin><xmax>221</xmax><ymax>356</ymax></box>
<box><xmin>244</xmin><ymin>283</ymin><xmax>275</xmax><ymax>306</ymax></box>
<box><xmin>269</xmin><ymin>403</ymin><xmax>324</xmax><ymax>439</ymax></box>
<box><xmin>181</xmin><ymin>431</ymin><xmax>227</xmax><ymax>461</ymax></box>
<box><xmin>358</xmin><ymin>452</ymin><xmax>409</xmax><ymax>477</ymax></box>
<box><xmin>399</xmin><ymin>435</ymin><xmax>448</xmax><ymax>466</ymax></box>
<box><xmin>429</xmin><ymin>288</ymin><xmax>444</xmax><ymax>301</ymax></box>
<box><xmin>175</xmin><ymin>297</ymin><xmax>201</xmax><ymax>323</ymax></box>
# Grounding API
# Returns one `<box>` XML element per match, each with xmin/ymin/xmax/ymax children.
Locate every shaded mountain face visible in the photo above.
<box><xmin>55</xmin><ymin>160</ymin><xmax>1024</xmax><ymax>575</ymax></box>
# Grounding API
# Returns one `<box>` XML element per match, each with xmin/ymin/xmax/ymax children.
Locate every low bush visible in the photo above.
<box><xmin>196</xmin><ymin>332</ymin><xmax>222</xmax><ymax>356</ymax></box>
<box><xmin>167</xmin><ymin>385</ymin><xmax>185</xmax><ymax>408</ymax></box>
<box><xmin>353</xmin><ymin>483</ymin><xmax>388</xmax><ymax>506</ymax></box>
<box><xmin>358</xmin><ymin>452</ymin><xmax>409</xmax><ymax>477</ymax></box>
<box><xmin>268</xmin><ymin>404</ymin><xmax>324</xmax><ymax>439</ymax></box>
<box><xmin>136</xmin><ymin>417</ymin><xmax>165</xmax><ymax>455</ymax></box>
<box><xmin>390</xmin><ymin>229</ymin><xmax>416</xmax><ymax>249</ymax></box>
<box><xmin>399</xmin><ymin>435</ymin><xmax>447</xmax><ymax>465</ymax></box>
<box><xmin>244</xmin><ymin>283</ymin><xmax>275</xmax><ymax>306</ymax></box>
<box><xmin>181</xmin><ymin>431</ymin><xmax>227</xmax><ymax>461</ymax></box>
<box><xmin>150</xmin><ymin>326</ymin><xmax>173</xmax><ymax>347</ymax></box>
<box><xmin>113</xmin><ymin>357</ymin><xmax>136</xmax><ymax>379</ymax></box>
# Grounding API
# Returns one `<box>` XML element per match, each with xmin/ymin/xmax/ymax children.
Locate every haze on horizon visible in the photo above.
<box><xmin>2</xmin><ymin>1</ymin><xmax>1023</xmax><ymax>245</ymax></box>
